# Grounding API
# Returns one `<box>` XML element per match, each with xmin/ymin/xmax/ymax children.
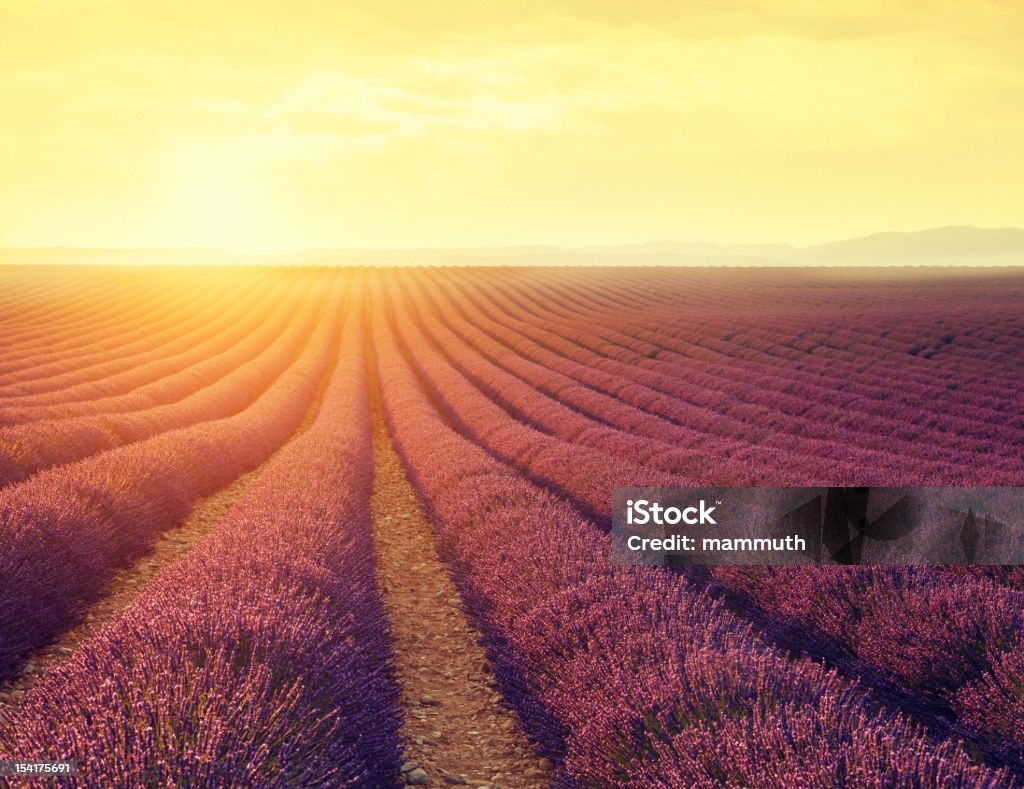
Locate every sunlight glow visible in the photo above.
<box><xmin>163</xmin><ymin>147</ymin><xmax>268</xmax><ymax>253</ymax></box>
<box><xmin>0</xmin><ymin>1</ymin><xmax>1021</xmax><ymax>250</ymax></box>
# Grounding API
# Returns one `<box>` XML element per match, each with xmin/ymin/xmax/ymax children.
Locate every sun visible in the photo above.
<box><xmin>161</xmin><ymin>144</ymin><xmax>272</xmax><ymax>253</ymax></box>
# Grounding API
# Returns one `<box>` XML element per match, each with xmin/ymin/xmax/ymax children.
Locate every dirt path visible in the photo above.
<box><xmin>0</xmin><ymin>358</ymin><xmax>335</xmax><ymax>718</ymax></box>
<box><xmin>371</xmin><ymin>411</ymin><xmax>551</xmax><ymax>789</ymax></box>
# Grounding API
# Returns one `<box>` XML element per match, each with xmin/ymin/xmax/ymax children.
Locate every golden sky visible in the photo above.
<box><xmin>1</xmin><ymin>0</ymin><xmax>1021</xmax><ymax>251</ymax></box>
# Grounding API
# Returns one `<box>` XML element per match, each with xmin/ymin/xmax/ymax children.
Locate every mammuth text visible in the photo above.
<box><xmin>702</xmin><ymin>535</ymin><xmax>807</xmax><ymax>552</ymax></box>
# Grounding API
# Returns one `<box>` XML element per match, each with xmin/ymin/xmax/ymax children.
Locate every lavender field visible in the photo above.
<box><xmin>1</xmin><ymin>265</ymin><xmax>1022</xmax><ymax>787</ymax></box>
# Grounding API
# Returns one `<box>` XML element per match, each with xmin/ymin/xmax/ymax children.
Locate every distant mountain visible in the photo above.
<box><xmin>583</xmin><ymin>240</ymin><xmax>799</xmax><ymax>259</ymax></box>
<box><xmin>789</xmin><ymin>226</ymin><xmax>1024</xmax><ymax>266</ymax></box>
<box><xmin>1</xmin><ymin>227</ymin><xmax>1021</xmax><ymax>267</ymax></box>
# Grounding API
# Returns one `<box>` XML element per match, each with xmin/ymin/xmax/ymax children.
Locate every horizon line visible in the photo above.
<box><xmin>2</xmin><ymin>223</ymin><xmax>1023</xmax><ymax>258</ymax></box>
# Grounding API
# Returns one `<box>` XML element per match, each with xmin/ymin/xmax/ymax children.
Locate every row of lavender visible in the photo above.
<box><xmin>371</xmin><ymin>283</ymin><xmax>1010</xmax><ymax>786</ymax></box>
<box><xmin>0</xmin><ymin>271</ymin><xmax>292</xmax><ymax>415</ymax></box>
<box><xmin>522</xmin><ymin>268</ymin><xmax>1023</xmax><ymax>426</ymax></box>
<box><xmin>530</xmin><ymin>266</ymin><xmax>1023</xmax><ymax>380</ymax></box>
<box><xmin>708</xmin><ymin>565</ymin><xmax>1024</xmax><ymax>767</ymax></box>
<box><xmin>0</xmin><ymin>268</ymin><xmax>269</xmax><ymax>388</ymax></box>
<box><xmin>442</xmin><ymin>269</ymin><xmax>1023</xmax><ymax>481</ymax></box>
<box><xmin>3</xmin><ymin>284</ymin><xmax>402</xmax><ymax>786</ymax></box>
<box><xmin>0</xmin><ymin>275</ymin><xmax>229</xmax><ymax>385</ymax></box>
<box><xmin>409</xmin><ymin>273</ymin><xmax>865</xmax><ymax>482</ymax></box>
<box><xmin>488</xmin><ymin>267</ymin><xmax>1022</xmax><ymax>423</ymax></box>
<box><xmin>0</xmin><ymin>275</ymin><xmax>343</xmax><ymax>682</ymax></box>
<box><xmin>0</xmin><ymin>274</ymin><xmax>326</xmax><ymax>485</ymax></box>
<box><xmin>0</xmin><ymin>268</ymin><xmax>201</xmax><ymax>362</ymax></box>
<box><xmin>471</xmin><ymin>269</ymin><xmax>1024</xmax><ymax>763</ymax></box>
<box><xmin>423</xmin><ymin>272</ymin><xmax>955</xmax><ymax>482</ymax></box>
<box><xmin>457</xmin><ymin>267</ymin><xmax>1023</xmax><ymax>487</ymax></box>
<box><xmin>409</xmin><ymin>268</ymin><xmax>1024</xmax><ymax>771</ymax></box>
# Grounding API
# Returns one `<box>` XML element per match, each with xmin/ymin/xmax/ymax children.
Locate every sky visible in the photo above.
<box><xmin>1</xmin><ymin>1</ymin><xmax>1022</xmax><ymax>252</ymax></box>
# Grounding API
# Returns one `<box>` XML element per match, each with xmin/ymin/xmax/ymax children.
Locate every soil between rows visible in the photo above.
<box><xmin>370</xmin><ymin>406</ymin><xmax>551</xmax><ymax>789</ymax></box>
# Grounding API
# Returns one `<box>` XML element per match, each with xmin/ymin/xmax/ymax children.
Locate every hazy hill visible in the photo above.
<box><xmin>790</xmin><ymin>226</ymin><xmax>1024</xmax><ymax>266</ymax></box>
<box><xmin>1</xmin><ymin>227</ymin><xmax>1021</xmax><ymax>267</ymax></box>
